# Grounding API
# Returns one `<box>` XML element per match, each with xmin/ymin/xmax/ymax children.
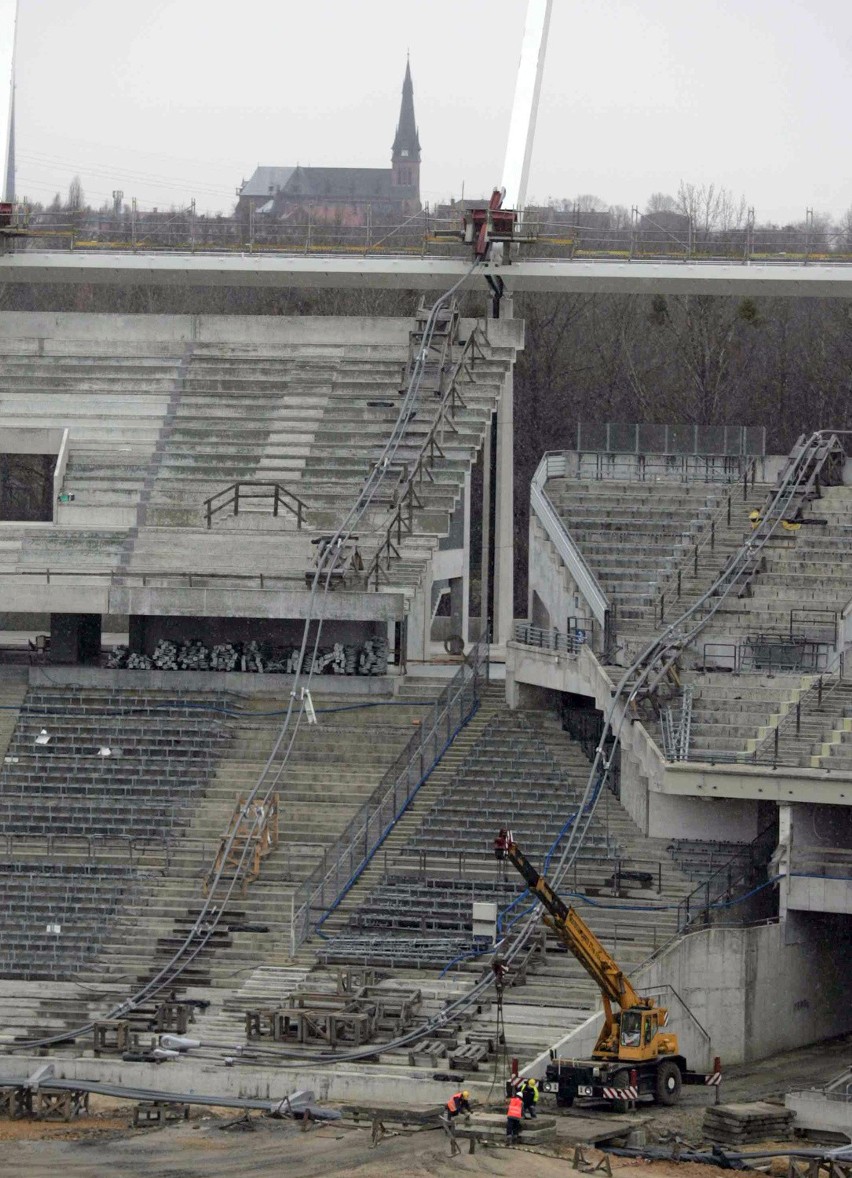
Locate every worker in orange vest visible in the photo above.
<box><xmin>446</xmin><ymin>1090</ymin><xmax>472</xmax><ymax>1119</ymax></box>
<box><xmin>506</xmin><ymin>1089</ymin><xmax>523</xmax><ymax>1143</ymax></box>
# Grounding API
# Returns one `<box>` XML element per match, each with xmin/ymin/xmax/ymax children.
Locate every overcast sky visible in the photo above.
<box><xmin>5</xmin><ymin>0</ymin><xmax>851</xmax><ymax>223</ymax></box>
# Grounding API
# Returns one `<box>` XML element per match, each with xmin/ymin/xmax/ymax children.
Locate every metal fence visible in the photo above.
<box><xmin>512</xmin><ymin>622</ymin><xmax>585</xmax><ymax>655</ymax></box>
<box><xmin>8</xmin><ymin>206</ymin><xmax>852</xmax><ymax>264</ymax></box>
<box><xmin>576</xmin><ymin>423</ymin><xmax>766</xmax><ymax>457</ymax></box>
<box><xmin>289</xmin><ymin>634</ymin><xmax>489</xmax><ymax>953</ymax></box>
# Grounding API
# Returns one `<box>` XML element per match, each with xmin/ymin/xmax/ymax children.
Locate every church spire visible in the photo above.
<box><xmin>392</xmin><ymin>58</ymin><xmax>421</xmax><ymax>164</ymax></box>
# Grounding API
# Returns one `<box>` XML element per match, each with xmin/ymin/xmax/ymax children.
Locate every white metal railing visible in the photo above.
<box><xmin>842</xmin><ymin>595</ymin><xmax>852</xmax><ymax>654</ymax></box>
<box><xmin>530</xmin><ymin>453</ymin><xmax>612</xmax><ymax>648</ymax></box>
<box><xmin>52</xmin><ymin>428</ymin><xmax>70</xmax><ymax>521</ymax></box>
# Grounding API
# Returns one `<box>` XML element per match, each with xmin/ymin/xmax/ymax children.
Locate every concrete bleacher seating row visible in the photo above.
<box><xmin>540</xmin><ymin>467</ymin><xmax>851</xmax><ymax>768</ymax></box>
<box><xmin>320</xmin><ymin>709</ymin><xmax>624</xmax><ymax>970</ymax></box>
<box><xmin>542</xmin><ymin>478</ymin><xmax>752</xmax><ymax>626</ymax></box>
<box><xmin>0</xmin><ymin>688</ymin><xmax>231</xmax><ymax>842</ymax></box>
<box><xmin>0</xmin><ymin>861</ymin><xmax>148</xmax><ymax>980</ymax></box>
<box><xmin>0</xmin><ymin>320</ymin><xmax>519</xmax><ymax>599</ymax></box>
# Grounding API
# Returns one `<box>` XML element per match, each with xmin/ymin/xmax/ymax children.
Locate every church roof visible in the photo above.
<box><xmin>284</xmin><ymin>166</ymin><xmax>394</xmax><ymax>199</ymax></box>
<box><xmin>239</xmin><ymin>166</ymin><xmax>296</xmax><ymax>198</ymax></box>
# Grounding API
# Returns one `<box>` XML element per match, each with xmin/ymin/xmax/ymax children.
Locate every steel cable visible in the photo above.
<box><xmin>9</xmin><ymin>261</ymin><xmax>481</xmax><ymax>1052</ymax></box>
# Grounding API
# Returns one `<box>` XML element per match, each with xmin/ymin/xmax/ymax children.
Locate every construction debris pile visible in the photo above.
<box><xmin>703</xmin><ymin>1101</ymin><xmax>796</xmax><ymax>1144</ymax></box>
<box><xmin>105</xmin><ymin>635</ymin><xmax>389</xmax><ymax>676</ymax></box>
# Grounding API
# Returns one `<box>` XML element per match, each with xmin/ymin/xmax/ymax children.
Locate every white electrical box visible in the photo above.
<box><xmin>472</xmin><ymin>901</ymin><xmax>498</xmax><ymax>943</ymax></box>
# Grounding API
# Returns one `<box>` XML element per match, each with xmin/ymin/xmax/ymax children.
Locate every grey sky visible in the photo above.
<box><xmin>12</xmin><ymin>0</ymin><xmax>852</xmax><ymax>223</ymax></box>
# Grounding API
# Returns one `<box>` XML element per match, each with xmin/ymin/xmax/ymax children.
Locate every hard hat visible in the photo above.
<box><xmin>462</xmin><ymin>1090</ymin><xmax>470</xmax><ymax>1099</ymax></box>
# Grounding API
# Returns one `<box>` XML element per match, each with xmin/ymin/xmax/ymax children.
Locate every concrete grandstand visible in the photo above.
<box><xmin>0</xmin><ymin>299</ymin><xmax>849</xmax><ymax>1140</ymax></box>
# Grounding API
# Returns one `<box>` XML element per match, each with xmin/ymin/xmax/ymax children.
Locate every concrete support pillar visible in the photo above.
<box><xmin>406</xmin><ymin>569</ymin><xmax>429</xmax><ymax>665</ymax></box>
<box><xmin>460</xmin><ymin>468</ymin><xmax>471</xmax><ymax>644</ymax></box>
<box><xmin>449</xmin><ymin>576</ymin><xmax>464</xmax><ymax>639</ymax></box>
<box><xmin>493</xmin><ymin>294</ymin><xmax>514</xmax><ymax>648</ymax></box>
<box><xmin>479</xmin><ymin>418</ymin><xmax>492</xmax><ymax>641</ymax></box>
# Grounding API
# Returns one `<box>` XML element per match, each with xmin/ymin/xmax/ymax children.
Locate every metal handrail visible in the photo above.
<box><xmin>203</xmin><ymin>481</ymin><xmax>308</xmax><ymax>529</ymax></box>
<box><xmin>676</xmin><ymin>821</ymin><xmax>776</xmax><ymax>930</ymax></box>
<box><xmin>655</xmin><ymin>458</ymin><xmax>758</xmax><ymax>624</ymax></box>
<box><xmin>512</xmin><ymin>622</ymin><xmax>585</xmax><ymax>655</ymax></box>
<box><xmin>366</xmin><ymin>327</ymin><xmax>486</xmax><ymax>589</ymax></box>
<box><xmin>750</xmin><ymin>647</ymin><xmax>847</xmax><ymax>766</ymax></box>
<box><xmin>289</xmin><ymin>633</ymin><xmax>489</xmax><ymax>953</ymax></box>
<box><xmin>530</xmin><ymin>452</ymin><xmax>612</xmax><ymax>648</ymax></box>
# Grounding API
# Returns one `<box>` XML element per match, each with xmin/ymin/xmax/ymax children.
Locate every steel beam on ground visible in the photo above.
<box><xmin>2</xmin><ymin>252</ymin><xmax>852</xmax><ymax>295</ymax></box>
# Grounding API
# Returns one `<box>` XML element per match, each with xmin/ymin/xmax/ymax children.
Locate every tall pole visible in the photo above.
<box><xmin>500</xmin><ymin>0</ymin><xmax>553</xmax><ymax>215</ymax></box>
<box><xmin>491</xmin><ymin>0</ymin><xmax>552</xmax><ymax>649</ymax></box>
<box><xmin>1</xmin><ymin>0</ymin><xmax>18</xmax><ymax>203</ymax></box>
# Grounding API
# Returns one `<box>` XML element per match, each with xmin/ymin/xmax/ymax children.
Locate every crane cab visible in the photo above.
<box><xmin>616</xmin><ymin>1008</ymin><xmax>677</xmax><ymax>1062</ymax></box>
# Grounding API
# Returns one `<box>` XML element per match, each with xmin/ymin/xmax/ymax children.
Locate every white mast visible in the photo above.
<box><xmin>0</xmin><ymin>0</ymin><xmax>18</xmax><ymax>202</ymax></box>
<box><xmin>500</xmin><ymin>0</ymin><xmax>552</xmax><ymax>214</ymax></box>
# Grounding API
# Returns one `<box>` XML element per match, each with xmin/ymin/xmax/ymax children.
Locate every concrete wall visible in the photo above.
<box><xmin>0</xmin><ymin>1052</ymin><xmax>487</xmax><ymax>1109</ymax></box>
<box><xmin>648</xmin><ymin>792</ymin><xmax>759</xmax><ymax>843</ymax></box>
<box><xmin>108</xmin><ymin>586</ymin><xmax>403</xmax><ymax>623</ymax></box>
<box><xmin>0</xmin><ymin>311</ymin><xmax>523</xmax><ymax>352</ymax></box>
<box><xmin>527</xmin><ymin>517</ymin><xmax>596</xmax><ymax>648</ymax></box>
<box><xmin>524</xmin><ymin>914</ymin><xmax>852</xmax><ymax>1074</ymax></box>
<box><xmin>622</xmin><ymin>916</ymin><xmax>852</xmax><ymax>1065</ymax></box>
<box><xmin>30</xmin><ymin>665</ymin><xmax>395</xmax><ymax>696</ymax></box>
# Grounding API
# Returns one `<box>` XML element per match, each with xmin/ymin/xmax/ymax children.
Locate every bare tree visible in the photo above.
<box><xmin>66</xmin><ymin>175</ymin><xmax>85</xmax><ymax>212</ymax></box>
<box><xmin>646</xmin><ymin>192</ymin><xmax>678</xmax><ymax>213</ymax></box>
<box><xmin>676</xmin><ymin>182</ymin><xmax>747</xmax><ymax>240</ymax></box>
<box><xmin>838</xmin><ymin>208</ymin><xmax>852</xmax><ymax>252</ymax></box>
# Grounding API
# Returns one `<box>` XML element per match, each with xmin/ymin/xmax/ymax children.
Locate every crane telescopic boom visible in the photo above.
<box><xmin>505</xmin><ymin>836</ymin><xmax>662</xmax><ymax>1058</ymax></box>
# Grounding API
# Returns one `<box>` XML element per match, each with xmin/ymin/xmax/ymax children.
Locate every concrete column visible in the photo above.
<box><xmin>493</xmin><ymin>294</ymin><xmax>514</xmax><ymax>647</ymax></box>
<box><xmin>406</xmin><ymin>568</ymin><xmax>429</xmax><ymax>665</ymax></box>
<box><xmin>461</xmin><ymin>468</ymin><xmax>471</xmax><ymax>644</ymax></box>
<box><xmin>479</xmin><ymin>419</ymin><xmax>492</xmax><ymax>641</ymax></box>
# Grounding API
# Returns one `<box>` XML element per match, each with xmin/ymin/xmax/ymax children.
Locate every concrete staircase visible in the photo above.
<box><xmin>754</xmin><ymin>679</ymin><xmax>852</xmax><ymax>768</ymax></box>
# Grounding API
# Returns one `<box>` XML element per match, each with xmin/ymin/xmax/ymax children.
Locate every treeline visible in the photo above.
<box><xmin>17</xmin><ymin>177</ymin><xmax>852</xmax><ymax>256</ymax></box>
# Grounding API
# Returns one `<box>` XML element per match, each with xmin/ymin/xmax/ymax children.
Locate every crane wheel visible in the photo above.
<box><xmin>611</xmin><ymin>1069</ymin><xmax>631</xmax><ymax>1114</ymax></box>
<box><xmin>655</xmin><ymin>1060</ymin><xmax>682</xmax><ymax>1106</ymax></box>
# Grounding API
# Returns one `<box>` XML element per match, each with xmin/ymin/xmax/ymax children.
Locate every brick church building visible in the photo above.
<box><xmin>236</xmin><ymin>61</ymin><xmax>421</xmax><ymax>226</ymax></box>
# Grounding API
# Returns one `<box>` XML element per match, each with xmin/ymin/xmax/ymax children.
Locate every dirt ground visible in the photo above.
<box><xmin>0</xmin><ymin>1113</ymin><xmax>758</xmax><ymax>1178</ymax></box>
<box><xmin>2</xmin><ymin>1034</ymin><xmax>849</xmax><ymax>1178</ymax></box>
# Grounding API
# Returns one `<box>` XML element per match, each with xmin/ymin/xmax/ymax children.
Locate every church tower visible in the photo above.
<box><xmin>391</xmin><ymin>58</ymin><xmax>421</xmax><ymax>212</ymax></box>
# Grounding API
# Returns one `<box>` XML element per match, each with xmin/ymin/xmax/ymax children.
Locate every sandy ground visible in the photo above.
<box><xmin>0</xmin><ymin>1114</ymin><xmax>760</xmax><ymax>1178</ymax></box>
<box><xmin>2</xmin><ymin>1033</ymin><xmax>849</xmax><ymax>1177</ymax></box>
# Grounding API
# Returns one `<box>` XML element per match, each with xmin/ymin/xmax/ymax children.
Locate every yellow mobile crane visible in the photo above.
<box><xmin>505</xmin><ymin>836</ymin><xmax>716</xmax><ymax>1110</ymax></box>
